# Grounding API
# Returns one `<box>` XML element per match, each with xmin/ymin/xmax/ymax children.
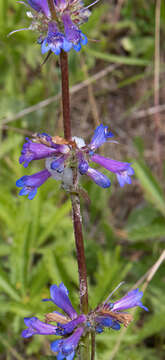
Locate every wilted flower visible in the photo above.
<box><xmin>16</xmin><ymin>124</ymin><xmax>134</xmax><ymax>199</ymax></box>
<box><xmin>22</xmin><ymin>283</ymin><xmax>148</xmax><ymax>359</ymax></box>
<box><xmin>11</xmin><ymin>1</ymin><xmax>99</xmax><ymax>54</ymax></box>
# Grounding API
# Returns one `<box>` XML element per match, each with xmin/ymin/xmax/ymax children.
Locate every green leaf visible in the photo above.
<box><xmin>136</xmin><ymin>311</ymin><xmax>165</xmax><ymax>341</ymax></box>
<box><xmin>0</xmin><ymin>267</ymin><xmax>21</xmax><ymax>301</ymax></box>
<box><xmin>0</xmin><ymin>244</ymin><xmax>10</xmax><ymax>256</ymax></box>
<box><xmin>38</xmin><ymin>200</ymin><xmax>71</xmax><ymax>246</ymax></box>
<box><xmin>0</xmin><ymin>135</ymin><xmax>22</xmax><ymax>159</ymax></box>
<box><xmin>133</xmin><ymin>160</ymin><xmax>165</xmax><ymax>215</ymax></box>
<box><xmin>85</xmin><ymin>49</ymin><xmax>151</xmax><ymax>66</ymax></box>
<box><xmin>127</xmin><ymin>218</ymin><xmax>165</xmax><ymax>241</ymax></box>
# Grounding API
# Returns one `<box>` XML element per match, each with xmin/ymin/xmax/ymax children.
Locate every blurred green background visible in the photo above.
<box><xmin>0</xmin><ymin>0</ymin><xmax>165</xmax><ymax>359</ymax></box>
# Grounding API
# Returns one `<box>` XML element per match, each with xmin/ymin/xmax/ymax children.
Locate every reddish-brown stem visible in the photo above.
<box><xmin>71</xmin><ymin>192</ymin><xmax>88</xmax><ymax>313</ymax></box>
<box><xmin>91</xmin><ymin>332</ymin><xmax>95</xmax><ymax>360</ymax></box>
<box><xmin>59</xmin><ymin>47</ymin><xmax>88</xmax><ymax>315</ymax></box>
<box><xmin>59</xmin><ymin>51</ymin><xmax>89</xmax><ymax>358</ymax></box>
<box><xmin>48</xmin><ymin>2</ymin><xmax>89</xmax><ymax>356</ymax></box>
<box><xmin>47</xmin><ymin>0</ymin><xmax>57</xmax><ymax>21</ymax></box>
<box><xmin>60</xmin><ymin>51</ymin><xmax>72</xmax><ymax>140</ymax></box>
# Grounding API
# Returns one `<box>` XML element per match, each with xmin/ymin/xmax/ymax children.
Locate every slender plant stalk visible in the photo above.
<box><xmin>61</xmin><ymin>55</ymin><xmax>89</xmax><ymax>357</ymax></box>
<box><xmin>59</xmin><ymin>49</ymin><xmax>90</xmax><ymax>360</ymax></box>
<box><xmin>47</xmin><ymin>0</ymin><xmax>58</xmax><ymax>21</ymax></box>
<box><xmin>47</xmin><ymin>2</ymin><xmax>90</xmax><ymax>359</ymax></box>
<box><xmin>91</xmin><ymin>332</ymin><xmax>96</xmax><ymax>360</ymax></box>
<box><xmin>71</xmin><ymin>190</ymin><xmax>88</xmax><ymax>313</ymax></box>
<box><xmin>60</xmin><ymin>51</ymin><xmax>72</xmax><ymax>139</ymax></box>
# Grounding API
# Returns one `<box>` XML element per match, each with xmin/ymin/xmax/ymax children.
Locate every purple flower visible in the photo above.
<box><xmin>111</xmin><ymin>289</ymin><xmax>149</xmax><ymax>312</ymax></box>
<box><xmin>26</xmin><ymin>0</ymin><xmax>50</xmax><ymax>17</ymax></box>
<box><xmin>17</xmin><ymin>125</ymin><xmax>134</xmax><ymax>199</ymax></box>
<box><xmin>16</xmin><ymin>133</ymin><xmax>70</xmax><ymax>199</ymax></box>
<box><xmin>22</xmin><ymin>283</ymin><xmax>86</xmax><ymax>359</ymax></box>
<box><xmin>90</xmin><ymin>153</ymin><xmax>134</xmax><ymax>187</ymax></box>
<box><xmin>16</xmin><ymin>169</ymin><xmax>51</xmax><ymax>200</ymax></box>
<box><xmin>44</xmin><ymin>283</ymin><xmax>78</xmax><ymax>320</ymax></box>
<box><xmin>19</xmin><ymin>137</ymin><xmax>61</xmax><ymax>168</ymax></box>
<box><xmin>95</xmin><ymin>288</ymin><xmax>148</xmax><ymax>332</ymax></box>
<box><xmin>76</xmin><ymin>123</ymin><xmax>134</xmax><ymax>188</ymax></box>
<box><xmin>15</xmin><ymin>0</ymin><xmax>93</xmax><ymax>55</ymax></box>
<box><xmin>51</xmin><ymin>327</ymin><xmax>84</xmax><ymax>359</ymax></box>
<box><xmin>62</xmin><ymin>13</ymin><xmax>88</xmax><ymax>51</ymax></box>
<box><xmin>89</xmin><ymin>124</ymin><xmax>114</xmax><ymax>151</ymax></box>
<box><xmin>41</xmin><ymin>22</ymin><xmax>72</xmax><ymax>55</ymax></box>
<box><xmin>22</xmin><ymin>317</ymin><xmax>58</xmax><ymax>338</ymax></box>
<box><xmin>86</xmin><ymin>167</ymin><xmax>111</xmax><ymax>188</ymax></box>
<box><xmin>22</xmin><ymin>283</ymin><xmax>148</xmax><ymax>358</ymax></box>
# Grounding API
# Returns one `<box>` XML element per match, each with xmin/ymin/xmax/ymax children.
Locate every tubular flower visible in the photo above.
<box><xmin>22</xmin><ymin>284</ymin><xmax>148</xmax><ymax>358</ymax></box>
<box><xmin>16</xmin><ymin>125</ymin><xmax>134</xmax><ymax>199</ymax></box>
<box><xmin>22</xmin><ymin>283</ymin><xmax>86</xmax><ymax>359</ymax></box>
<box><xmin>90</xmin><ymin>288</ymin><xmax>148</xmax><ymax>334</ymax></box>
<box><xmin>12</xmin><ymin>1</ymin><xmax>98</xmax><ymax>54</ymax></box>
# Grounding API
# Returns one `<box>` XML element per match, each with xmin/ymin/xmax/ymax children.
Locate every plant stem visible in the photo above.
<box><xmin>57</xmin><ymin>19</ymin><xmax>90</xmax><ymax>360</ymax></box>
<box><xmin>60</xmin><ymin>51</ymin><xmax>71</xmax><ymax>140</ymax></box>
<box><xmin>91</xmin><ymin>332</ymin><xmax>96</xmax><ymax>360</ymax></box>
<box><xmin>47</xmin><ymin>0</ymin><xmax>58</xmax><ymax>21</ymax></box>
<box><xmin>48</xmin><ymin>3</ymin><xmax>90</xmax><ymax>356</ymax></box>
<box><xmin>71</xmin><ymin>191</ymin><xmax>88</xmax><ymax>314</ymax></box>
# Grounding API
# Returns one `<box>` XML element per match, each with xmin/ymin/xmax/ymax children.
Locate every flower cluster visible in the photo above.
<box><xmin>22</xmin><ymin>283</ymin><xmax>148</xmax><ymax>359</ymax></box>
<box><xmin>16</xmin><ymin>124</ymin><xmax>134</xmax><ymax>199</ymax></box>
<box><xmin>14</xmin><ymin>0</ymin><xmax>97</xmax><ymax>54</ymax></box>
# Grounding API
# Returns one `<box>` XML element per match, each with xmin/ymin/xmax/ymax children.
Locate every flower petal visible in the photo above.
<box><xmin>95</xmin><ymin>316</ymin><xmax>121</xmax><ymax>331</ymax></box>
<box><xmin>89</xmin><ymin>124</ymin><xmax>113</xmax><ymax>150</ymax></box>
<box><xmin>16</xmin><ymin>169</ymin><xmax>51</xmax><ymax>199</ymax></box>
<box><xmin>91</xmin><ymin>154</ymin><xmax>131</xmax><ymax>173</ymax></box>
<box><xmin>91</xmin><ymin>154</ymin><xmax>134</xmax><ymax>187</ymax></box>
<box><xmin>112</xmin><ymin>289</ymin><xmax>148</xmax><ymax>311</ymax></box>
<box><xmin>61</xmin><ymin>315</ymin><xmax>86</xmax><ymax>335</ymax></box>
<box><xmin>19</xmin><ymin>138</ymin><xmax>60</xmax><ymax>168</ymax></box>
<box><xmin>61</xmin><ymin>327</ymin><xmax>84</xmax><ymax>355</ymax></box>
<box><xmin>62</xmin><ymin>13</ymin><xmax>81</xmax><ymax>44</ymax></box>
<box><xmin>27</xmin><ymin>0</ymin><xmax>50</xmax><ymax>17</ymax></box>
<box><xmin>22</xmin><ymin>317</ymin><xmax>57</xmax><ymax>338</ymax></box>
<box><xmin>41</xmin><ymin>21</ymin><xmax>72</xmax><ymax>55</ymax></box>
<box><xmin>50</xmin><ymin>283</ymin><xmax>78</xmax><ymax>319</ymax></box>
<box><xmin>86</xmin><ymin>167</ymin><xmax>111</xmax><ymax>188</ymax></box>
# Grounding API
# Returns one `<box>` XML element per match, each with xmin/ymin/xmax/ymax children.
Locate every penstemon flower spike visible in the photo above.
<box><xmin>12</xmin><ymin>1</ymin><xmax>149</xmax><ymax>359</ymax></box>
<box><xmin>11</xmin><ymin>0</ymin><xmax>98</xmax><ymax>54</ymax></box>
<box><xmin>16</xmin><ymin>125</ymin><xmax>134</xmax><ymax>199</ymax></box>
<box><xmin>22</xmin><ymin>283</ymin><xmax>148</xmax><ymax>359</ymax></box>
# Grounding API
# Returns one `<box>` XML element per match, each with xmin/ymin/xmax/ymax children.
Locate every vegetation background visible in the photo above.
<box><xmin>0</xmin><ymin>0</ymin><xmax>165</xmax><ymax>359</ymax></box>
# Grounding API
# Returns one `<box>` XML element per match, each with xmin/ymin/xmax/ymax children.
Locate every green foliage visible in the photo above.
<box><xmin>0</xmin><ymin>0</ymin><xmax>165</xmax><ymax>360</ymax></box>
